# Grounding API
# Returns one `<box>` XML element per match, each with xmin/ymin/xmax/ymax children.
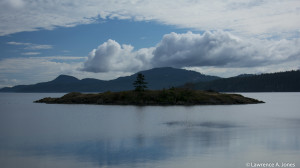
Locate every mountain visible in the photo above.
<box><xmin>0</xmin><ymin>67</ymin><xmax>220</xmax><ymax>93</ymax></box>
<box><xmin>192</xmin><ymin>70</ymin><xmax>300</xmax><ymax>92</ymax></box>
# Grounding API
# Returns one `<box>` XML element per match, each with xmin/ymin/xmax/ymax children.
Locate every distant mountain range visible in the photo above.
<box><xmin>191</xmin><ymin>70</ymin><xmax>300</xmax><ymax>92</ymax></box>
<box><xmin>0</xmin><ymin>67</ymin><xmax>219</xmax><ymax>92</ymax></box>
<box><xmin>1</xmin><ymin>67</ymin><xmax>299</xmax><ymax>93</ymax></box>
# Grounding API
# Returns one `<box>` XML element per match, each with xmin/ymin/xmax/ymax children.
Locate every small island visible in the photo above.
<box><xmin>35</xmin><ymin>73</ymin><xmax>264</xmax><ymax>105</ymax></box>
<box><xmin>35</xmin><ymin>89</ymin><xmax>263</xmax><ymax>105</ymax></box>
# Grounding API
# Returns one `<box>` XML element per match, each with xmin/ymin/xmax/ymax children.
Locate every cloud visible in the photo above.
<box><xmin>7</xmin><ymin>41</ymin><xmax>30</xmax><ymax>45</ymax></box>
<box><xmin>81</xmin><ymin>31</ymin><xmax>300</xmax><ymax>73</ymax></box>
<box><xmin>1</xmin><ymin>0</ymin><xmax>24</xmax><ymax>9</ymax></box>
<box><xmin>24</xmin><ymin>45</ymin><xmax>52</xmax><ymax>50</ymax></box>
<box><xmin>151</xmin><ymin>31</ymin><xmax>300</xmax><ymax>68</ymax></box>
<box><xmin>0</xmin><ymin>78</ymin><xmax>19</xmax><ymax>88</ymax></box>
<box><xmin>82</xmin><ymin>39</ymin><xmax>153</xmax><ymax>72</ymax></box>
<box><xmin>0</xmin><ymin>57</ymin><xmax>74</xmax><ymax>87</ymax></box>
<box><xmin>22</xmin><ymin>52</ymin><xmax>40</xmax><ymax>55</ymax></box>
<box><xmin>0</xmin><ymin>0</ymin><xmax>299</xmax><ymax>38</ymax></box>
<box><xmin>7</xmin><ymin>41</ymin><xmax>53</xmax><ymax>50</ymax></box>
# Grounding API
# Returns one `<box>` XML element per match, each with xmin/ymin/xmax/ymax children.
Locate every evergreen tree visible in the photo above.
<box><xmin>133</xmin><ymin>73</ymin><xmax>148</xmax><ymax>91</ymax></box>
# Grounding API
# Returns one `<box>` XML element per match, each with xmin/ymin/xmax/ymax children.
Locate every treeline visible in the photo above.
<box><xmin>192</xmin><ymin>70</ymin><xmax>300</xmax><ymax>92</ymax></box>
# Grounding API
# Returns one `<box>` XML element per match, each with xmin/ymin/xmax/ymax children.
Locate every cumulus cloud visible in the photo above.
<box><xmin>0</xmin><ymin>0</ymin><xmax>299</xmax><ymax>38</ymax></box>
<box><xmin>82</xmin><ymin>39</ymin><xmax>153</xmax><ymax>72</ymax></box>
<box><xmin>82</xmin><ymin>31</ymin><xmax>300</xmax><ymax>73</ymax></box>
<box><xmin>152</xmin><ymin>31</ymin><xmax>300</xmax><ymax>68</ymax></box>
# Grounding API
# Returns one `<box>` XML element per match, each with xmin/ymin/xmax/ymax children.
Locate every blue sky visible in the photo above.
<box><xmin>0</xmin><ymin>0</ymin><xmax>300</xmax><ymax>87</ymax></box>
<box><xmin>0</xmin><ymin>19</ymin><xmax>190</xmax><ymax>59</ymax></box>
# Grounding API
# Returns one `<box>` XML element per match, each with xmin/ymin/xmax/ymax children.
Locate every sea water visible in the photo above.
<box><xmin>0</xmin><ymin>93</ymin><xmax>299</xmax><ymax>168</ymax></box>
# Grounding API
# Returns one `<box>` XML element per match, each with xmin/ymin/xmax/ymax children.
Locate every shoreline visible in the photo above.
<box><xmin>35</xmin><ymin>89</ymin><xmax>264</xmax><ymax>106</ymax></box>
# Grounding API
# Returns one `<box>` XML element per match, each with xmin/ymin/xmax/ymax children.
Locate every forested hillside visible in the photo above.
<box><xmin>193</xmin><ymin>70</ymin><xmax>300</xmax><ymax>92</ymax></box>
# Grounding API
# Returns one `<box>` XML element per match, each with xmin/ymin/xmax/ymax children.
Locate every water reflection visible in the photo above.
<box><xmin>2</xmin><ymin>124</ymin><xmax>236</xmax><ymax>167</ymax></box>
<box><xmin>5</xmin><ymin>125</ymin><xmax>298</xmax><ymax>167</ymax></box>
<box><xmin>0</xmin><ymin>93</ymin><xmax>300</xmax><ymax>168</ymax></box>
<box><xmin>164</xmin><ymin>121</ymin><xmax>240</xmax><ymax>128</ymax></box>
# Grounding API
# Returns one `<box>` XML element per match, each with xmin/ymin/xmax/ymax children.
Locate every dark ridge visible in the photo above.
<box><xmin>0</xmin><ymin>67</ymin><xmax>219</xmax><ymax>93</ymax></box>
<box><xmin>192</xmin><ymin>70</ymin><xmax>300</xmax><ymax>92</ymax></box>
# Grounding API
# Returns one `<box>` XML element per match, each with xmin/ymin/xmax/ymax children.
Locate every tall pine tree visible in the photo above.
<box><xmin>133</xmin><ymin>73</ymin><xmax>148</xmax><ymax>91</ymax></box>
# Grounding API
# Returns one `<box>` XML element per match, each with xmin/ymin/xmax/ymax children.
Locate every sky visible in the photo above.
<box><xmin>0</xmin><ymin>0</ymin><xmax>300</xmax><ymax>88</ymax></box>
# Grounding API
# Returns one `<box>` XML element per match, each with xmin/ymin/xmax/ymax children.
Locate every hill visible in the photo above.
<box><xmin>192</xmin><ymin>70</ymin><xmax>300</xmax><ymax>92</ymax></box>
<box><xmin>0</xmin><ymin>67</ymin><xmax>219</xmax><ymax>93</ymax></box>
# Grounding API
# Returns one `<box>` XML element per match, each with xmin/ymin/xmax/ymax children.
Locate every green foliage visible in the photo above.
<box><xmin>133</xmin><ymin>73</ymin><xmax>148</xmax><ymax>91</ymax></box>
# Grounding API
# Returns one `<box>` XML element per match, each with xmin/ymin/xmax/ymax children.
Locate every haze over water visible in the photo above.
<box><xmin>0</xmin><ymin>93</ymin><xmax>299</xmax><ymax>168</ymax></box>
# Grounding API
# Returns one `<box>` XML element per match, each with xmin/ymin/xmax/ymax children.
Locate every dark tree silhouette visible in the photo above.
<box><xmin>133</xmin><ymin>73</ymin><xmax>148</xmax><ymax>91</ymax></box>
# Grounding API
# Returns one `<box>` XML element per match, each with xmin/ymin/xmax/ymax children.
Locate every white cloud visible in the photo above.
<box><xmin>7</xmin><ymin>41</ymin><xmax>30</xmax><ymax>45</ymax></box>
<box><xmin>152</xmin><ymin>31</ymin><xmax>300</xmax><ymax>68</ymax></box>
<box><xmin>24</xmin><ymin>45</ymin><xmax>52</xmax><ymax>50</ymax></box>
<box><xmin>0</xmin><ymin>0</ymin><xmax>299</xmax><ymax>38</ymax></box>
<box><xmin>7</xmin><ymin>41</ymin><xmax>53</xmax><ymax>50</ymax></box>
<box><xmin>41</xmin><ymin>56</ymin><xmax>86</xmax><ymax>61</ymax></box>
<box><xmin>82</xmin><ymin>31</ymin><xmax>300</xmax><ymax>73</ymax></box>
<box><xmin>22</xmin><ymin>52</ymin><xmax>40</xmax><ymax>55</ymax></box>
<box><xmin>82</xmin><ymin>39</ymin><xmax>153</xmax><ymax>72</ymax></box>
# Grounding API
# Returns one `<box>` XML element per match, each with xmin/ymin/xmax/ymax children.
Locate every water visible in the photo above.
<box><xmin>0</xmin><ymin>93</ymin><xmax>299</xmax><ymax>168</ymax></box>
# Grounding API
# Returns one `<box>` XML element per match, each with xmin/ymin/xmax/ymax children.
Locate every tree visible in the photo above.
<box><xmin>133</xmin><ymin>73</ymin><xmax>148</xmax><ymax>91</ymax></box>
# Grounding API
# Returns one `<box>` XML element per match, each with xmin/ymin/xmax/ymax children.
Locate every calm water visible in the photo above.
<box><xmin>0</xmin><ymin>93</ymin><xmax>300</xmax><ymax>168</ymax></box>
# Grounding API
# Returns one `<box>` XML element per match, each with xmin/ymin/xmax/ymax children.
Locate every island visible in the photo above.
<box><xmin>35</xmin><ymin>88</ymin><xmax>264</xmax><ymax>105</ymax></box>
